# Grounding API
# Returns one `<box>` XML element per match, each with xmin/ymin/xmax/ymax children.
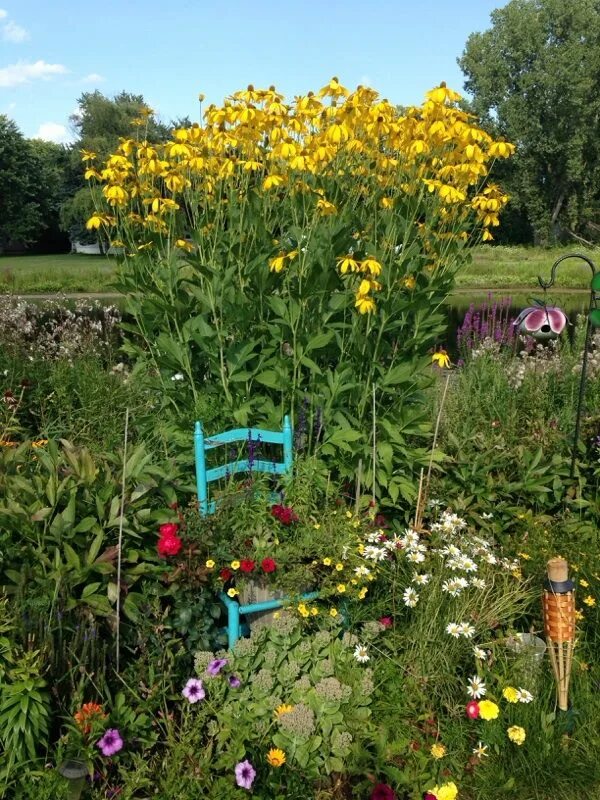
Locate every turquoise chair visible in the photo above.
<box><xmin>194</xmin><ymin>416</ymin><xmax>317</xmax><ymax>648</ymax></box>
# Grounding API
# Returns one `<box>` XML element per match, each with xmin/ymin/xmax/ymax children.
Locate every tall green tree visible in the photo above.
<box><xmin>459</xmin><ymin>0</ymin><xmax>600</xmax><ymax>244</ymax></box>
<box><xmin>0</xmin><ymin>116</ymin><xmax>45</xmax><ymax>252</ymax></box>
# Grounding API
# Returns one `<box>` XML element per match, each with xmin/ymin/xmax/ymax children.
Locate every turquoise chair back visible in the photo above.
<box><xmin>194</xmin><ymin>415</ymin><xmax>293</xmax><ymax>516</ymax></box>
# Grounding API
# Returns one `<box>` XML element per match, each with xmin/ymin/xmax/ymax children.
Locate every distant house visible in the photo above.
<box><xmin>71</xmin><ymin>241</ymin><xmax>124</xmax><ymax>256</ymax></box>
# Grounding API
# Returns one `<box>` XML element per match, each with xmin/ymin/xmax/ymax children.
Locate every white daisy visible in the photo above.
<box><xmin>458</xmin><ymin>557</ymin><xmax>478</xmax><ymax>573</ymax></box>
<box><xmin>467</xmin><ymin>676</ymin><xmax>487</xmax><ymax>699</ymax></box>
<box><xmin>471</xmin><ymin>578</ymin><xmax>487</xmax><ymax>590</ymax></box>
<box><xmin>473</xmin><ymin>646</ymin><xmax>488</xmax><ymax>660</ymax></box>
<box><xmin>482</xmin><ymin>512</ymin><xmax>493</xmax><ymax>520</ymax></box>
<box><xmin>467</xmin><ymin>675</ymin><xmax>487</xmax><ymax>699</ymax></box>
<box><xmin>353</xmin><ymin>644</ymin><xmax>369</xmax><ymax>663</ymax></box>
<box><xmin>458</xmin><ymin>622</ymin><xmax>476</xmax><ymax>638</ymax></box>
<box><xmin>472</xmin><ymin>741</ymin><xmax>489</xmax><ymax>758</ymax></box>
<box><xmin>412</xmin><ymin>573</ymin><xmax>431</xmax><ymax>586</ymax></box>
<box><xmin>517</xmin><ymin>688</ymin><xmax>534</xmax><ymax>704</ymax></box>
<box><xmin>354</xmin><ymin>565</ymin><xmax>371</xmax><ymax>577</ymax></box>
<box><xmin>363</xmin><ymin>545</ymin><xmax>387</xmax><ymax>562</ymax></box>
<box><xmin>403</xmin><ymin>587</ymin><xmax>419</xmax><ymax>608</ymax></box>
<box><xmin>446</xmin><ymin>622</ymin><xmax>461</xmax><ymax>638</ymax></box>
<box><xmin>406</xmin><ymin>551</ymin><xmax>426</xmax><ymax>564</ymax></box>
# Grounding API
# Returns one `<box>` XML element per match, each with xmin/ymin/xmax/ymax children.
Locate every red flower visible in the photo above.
<box><xmin>379</xmin><ymin>616</ymin><xmax>393</xmax><ymax>628</ymax></box>
<box><xmin>220</xmin><ymin>568</ymin><xmax>233</xmax><ymax>582</ymax></box>
<box><xmin>271</xmin><ymin>504</ymin><xmax>299</xmax><ymax>525</ymax></box>
<box><xmin>157</xmin><ymin>533</ymin><xmax>182</xmax><ymax>557</ymax></box>
<box><xmin>159</xmin><ymin>523</ymin><xmax>179</xmax><ymax>538</ymax></box>
<box><xmin>261</xmin><ymin>558</ymin><xmax>277</xmax><ymax>573</ymax></box>
<box><xmin>424</xmin><ymin>794</ymin><xmax>437</xmax><ymax>800</ymax></box>
<box><xmin>240</xmin><ymin>559</ymin><xmax>256</xmax><ymax>574</ymax></box>
<box><xmin>466</xmin><ymin>700</ymin><xmax>480</xmax><ymax>719</ymax></box>
<box><xmin>370</xmin><ymin>784</ymin><xmax>396</xmax><ymax>800</ymax></box>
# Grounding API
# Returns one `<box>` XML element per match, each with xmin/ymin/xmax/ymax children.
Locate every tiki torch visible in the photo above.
<box><xmin>542</xmin><ymin>558</ymin><xmax>576</xmax><ymax>711</ymax></box>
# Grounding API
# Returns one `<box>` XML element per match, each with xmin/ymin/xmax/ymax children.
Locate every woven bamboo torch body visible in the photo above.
<box><xmin>542</xmin><ymin>558</ymin><xmax>575</xmax><ymax>711</ymax></box>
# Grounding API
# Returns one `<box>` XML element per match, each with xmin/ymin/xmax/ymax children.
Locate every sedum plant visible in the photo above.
<box><xmin>84</xmin><ymin>78</ymin><xmax>513</xmax><ymax>505</ymax></box>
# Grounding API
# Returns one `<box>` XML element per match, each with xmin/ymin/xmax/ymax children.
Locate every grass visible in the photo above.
<box><xmin>1</xmin><ymin>245</ymin><xmax>600</xmax><ymax>295</ymax></box>
<box><xmin>462</xmin><ymin>244</ymin><xmax>600</xmax><ymax>289</ymax></box>
<box><xmin>0</xmin><ymin>253</ymin><xmax>118</xmax><ymax>294</ymax></box>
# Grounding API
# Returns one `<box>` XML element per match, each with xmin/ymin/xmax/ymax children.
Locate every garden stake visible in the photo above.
<box><xmin>115</xmin><ymin>407</ymin><xmax>130</xmax><ymax>675</ymax></box>
<box><xmin>372</xmin><ymin>382</ymin><xmax>377</xmax><ymax>508</ymax></box>
<box><xmin>542</xmin><ymin>557</ymin><xmax>575</xmax><ymax>711</ymax></box>
<box><xmin>536</xmin><ymin>253</ymin><xmax>598</xmax><ymax>478</ymax></box>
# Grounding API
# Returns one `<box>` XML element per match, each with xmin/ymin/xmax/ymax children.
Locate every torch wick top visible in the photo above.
<box><xmin>547</xmin><ymin>557</ymin><xmax>569</xmax><ymax>583</ymax></box>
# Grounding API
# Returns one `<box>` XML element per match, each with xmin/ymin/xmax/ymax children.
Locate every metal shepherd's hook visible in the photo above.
<box><xmin>537</xmin><ymin>254</ymin><xmax>599</xmax><ymax>480</ymax></box>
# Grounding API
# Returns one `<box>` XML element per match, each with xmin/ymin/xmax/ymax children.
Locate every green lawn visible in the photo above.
<box><xmin>1</xmin><ymin>245</ymin><xmax>599</xmax><ymax>295</ymax></box>
<box><xmin>459</xmin><ymin>244</ymin><xmax>600</xmax><ymax>289</ymax></box>
<box><xmin>0</xmin><ymin>253</ymin><xmax>118</xmax><ymax>293</ymax></box>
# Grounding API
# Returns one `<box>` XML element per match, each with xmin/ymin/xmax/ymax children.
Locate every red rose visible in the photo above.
<box><xmin>240</xmin><ymin>559</ymin><xmax>256</xmax><ymax>574</ymax></box>
<box><xmin>466</xmin><ymin>700</ymin><xmax>480</xmax><ymax>719</ymax></box>
<box><xmin>159</xmin><ymin>523</ymin><xmax>179</xmax><ymax>538</ymax></box>
<box><xmin>220</xmin><ymin>568</ymin><xmax>233</xmax><ymax>581</ymax></box>
<box><xmin>379</xmin><ymin>616</ymin><xmax>393</xmax><ymax>628</ymax></box>
<box><xmin>261</xmin><ymin>558</ymin><xmax>277</xmax><ymax>573</ymax></box>
<box><xmin>157</xmin><ymin>533</ymin><xmax>182</xmax><ymax>557</ymax></box>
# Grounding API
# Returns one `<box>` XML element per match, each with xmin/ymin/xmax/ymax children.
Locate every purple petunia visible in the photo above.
<box><xmin>97</xmin><ymin>729</ymin><xmax>124</xmax><ymax>757</ymax></box>
<box><xmin>182</xmin><ymin>678</ymin><xmax>206</xmax><ymax>703</ymax></box>
<box><xmin>228</xmin><ymin>675</ymin><xmax>241</xmax><ymax>688</ymax></box>
<box><xmin>206</xmin><ymin>658</ymin><xmax>228</xmax><ymax>676</ymax></box>
<box><xmin>235</xmin><ymin>759</ymin><xmax>256</xmax><ymax>790</ymax></box>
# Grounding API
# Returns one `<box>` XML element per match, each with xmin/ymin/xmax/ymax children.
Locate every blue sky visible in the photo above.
<box><xmin>0</xmin><ymin>0</ymin><xmax>501</xmax><ymax>143</ymax></box>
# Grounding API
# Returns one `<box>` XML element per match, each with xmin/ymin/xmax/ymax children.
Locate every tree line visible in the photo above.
<box><xmin>1</xmin><ymin>0</ymin><xmax>599</xmax><ymax>253</ymax></box>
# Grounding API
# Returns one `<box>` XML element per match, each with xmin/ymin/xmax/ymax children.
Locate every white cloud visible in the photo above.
<box><xmin>81</xmin><ymin>72</ymin><xmax>104</xmax><ymax>84</ymax></box>
<box><xmin>35</xmin><ymin>122</ymin><xmax>71</xmax><ymax>144</ymax></box>
<box><xmin>0</xmin><ymin>60</ymin><xmax>68</xmax><ymax>87</ymax></box>
<box><xmin>2</xmin><ymin>20</ymin><xmax>28</xmax><ymax>42</ymax></box>
<box><xmin>0</xmin><ymin>9</ymin><xmax>7</xmax><ymax>19</ymax></box>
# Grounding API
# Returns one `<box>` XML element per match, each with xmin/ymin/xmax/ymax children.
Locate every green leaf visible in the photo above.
<box><xmin>305</xmin><ymin>331</ymin><xmax>334</xmax><ymax>352</ymax></box>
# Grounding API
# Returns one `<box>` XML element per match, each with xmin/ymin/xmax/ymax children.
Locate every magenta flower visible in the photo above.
<box><xmin>207</xmin><ymin>658</ymin><xmax>228</xmax><ymax>676</ymax></box>
<box><xmin>235</xmin><ymin>759</ymin><xmax>256</xmax><ymax>790</ymax></box>
<box><xmin>228</xmin><ymin>674</ymin><xmax>241</xmax><ymax>688</ymax></box>
<box><xmin>182</xmin><ymin>678</ymin><xmax>205</xmax><ymax>703</ymax></box>
<box><xmin>97</xmin><ymin>729</ymin><xmax>124</xmax><ymax>757</ymax></box>
<box><xmin>370</xmin><ymin>784</ymin><xmax>396</xmax><ymax>800</ymax></box>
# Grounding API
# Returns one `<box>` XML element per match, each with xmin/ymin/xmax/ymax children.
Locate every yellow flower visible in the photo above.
<box><xmin>488</xmin><ymin>140</ymin><xmax>515</xmax><ymax>158</ymax></box>
<box><xmin>298</xmin><ymin>603</ymin><xmax>310</xmax><ymax>618</ymax></box>
<box><xmin>431</xmin><ymin>782</ymin><xmax>458</xmax><ymax>800</ymax></box>
<box><xmin>360</xmin><ymin>257</ymin><xmax>382</xmax><ymax>277</ymax></box>
<box><xmin>310</xmin><ymin>606</ymin><xmax>319</xmax><ymax>616</ymax></box>
<box><xmin>336</xmin><ymin>584</ymin><xmax>346</xmax><ymax>594</ymax></box>
<box><xmin>205</xmin><ymin>559</ymin><xmax>215</xmax><ymax>569</ymax></box>
<box><xmin>507</xmin><ymin>725</ymin><xmax>526</xmax><ymax>745</ymax></box>
<box><xmin>337</xmin><ymin>255</ymin><xmax>360</xmax><ymax>274</ymax></box>
<box><xmin>430</xmin><ymin>743</ymin><xmax>446</xmax><ymax>759</ymax></box>
<box><xmin>478</xmin><ymin>700</ymin><xmax>499</xmax><ymax>721</ymax></box>
<box><xmin>263</xmin><ymin>174</ymin><xmax>285</xmax><ymax>190</ymax></box>
<box><xmin>402</xmin><ymin>275</ymin><xmax>416</xmax><ymax>290</ymax></box>
<box><xmin>329</xmin><ymin>608</ymin><xmax>339</xmax><ymax>618</ymax></box>
<box><xmin>580</xmin><ymin>579</ymin><xmax>589</xmax><ymax>588</ymax></box>
<box><xmin>583</xmin><ymin>595</ymin><xmax>596</xmax><ymax>607</ymax></box>
<box><xmin>86</xmin><ymin>214</ymin><xmax>105</xmax><ymax>230</ymax></box>
<box><xmin>503</xmin><ymin>687</ymin><xmax>519</xmax><ymax>704</ymax></box>
<box><xmin>575</xmin><ymin>609</ymin><xmax>584</xmax><ymax>622</ymax></box>
<box><xmin>323</xmin><ymin>558</ymin><xmax>332</xmax><ymax>566</ymax></box>
<box><xmin>313</xmin><ymin>523</ymin><xmax>321</xmax><ymax>530</ymax></box>
<box><xmin>432</xmin><ymin>350</ymin><xmax>451</xmax><ymax>369</ymax></box>
<box><xmin>355</xmin><ymin>295</ymin><xmax>376</xmax><ymax>314</ymax></box>
<box><xmin>335</xmin><ymin>563</ymin><xmax>344</xmax><ymax>571</ymax></box>
<box><xmin>345</xmin><ymin>511</ymin><xmax>353</xmax><ymax>519</ymax></box>
<box><xmin>316</xmin><ymin>197</ymin><xmax>337</xmax><ymax>215</ymax></box>
<box><xmin>269</xmin><ymin>254</ymin><xmax>286</xmax><ymax>273</ymax></box>
<box><xmin>231</xmin><ymin>560</ymin><xmax>241</xmax><ymax>570</ymax></box>
<box><xmin>227</xmin><ymin>588</ymin><xmax>239</xmax><ymax>598</ymax></box>
<box><xmin>175</xmin><ymin>239</ymin><xmax>194</xmax><ymax>253</ymax></box>
<box><xmin>267</xmin><ymin>747</ymin><xmax>286</xmax><ymax>767</ymax></box>
<box><xmin>358</xmin><ymin>587</ymin><xmax>368</xmax><ymax>599</ymax></box>
<box><xmin>517</xmin><ymin>552</ymin><xmax>531</xmax><ymax>560</ymax></box>
<box><xmin>275</xmin><ymin>704</ymin><xmax>294</xmax><ymax>717</ymax></box>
